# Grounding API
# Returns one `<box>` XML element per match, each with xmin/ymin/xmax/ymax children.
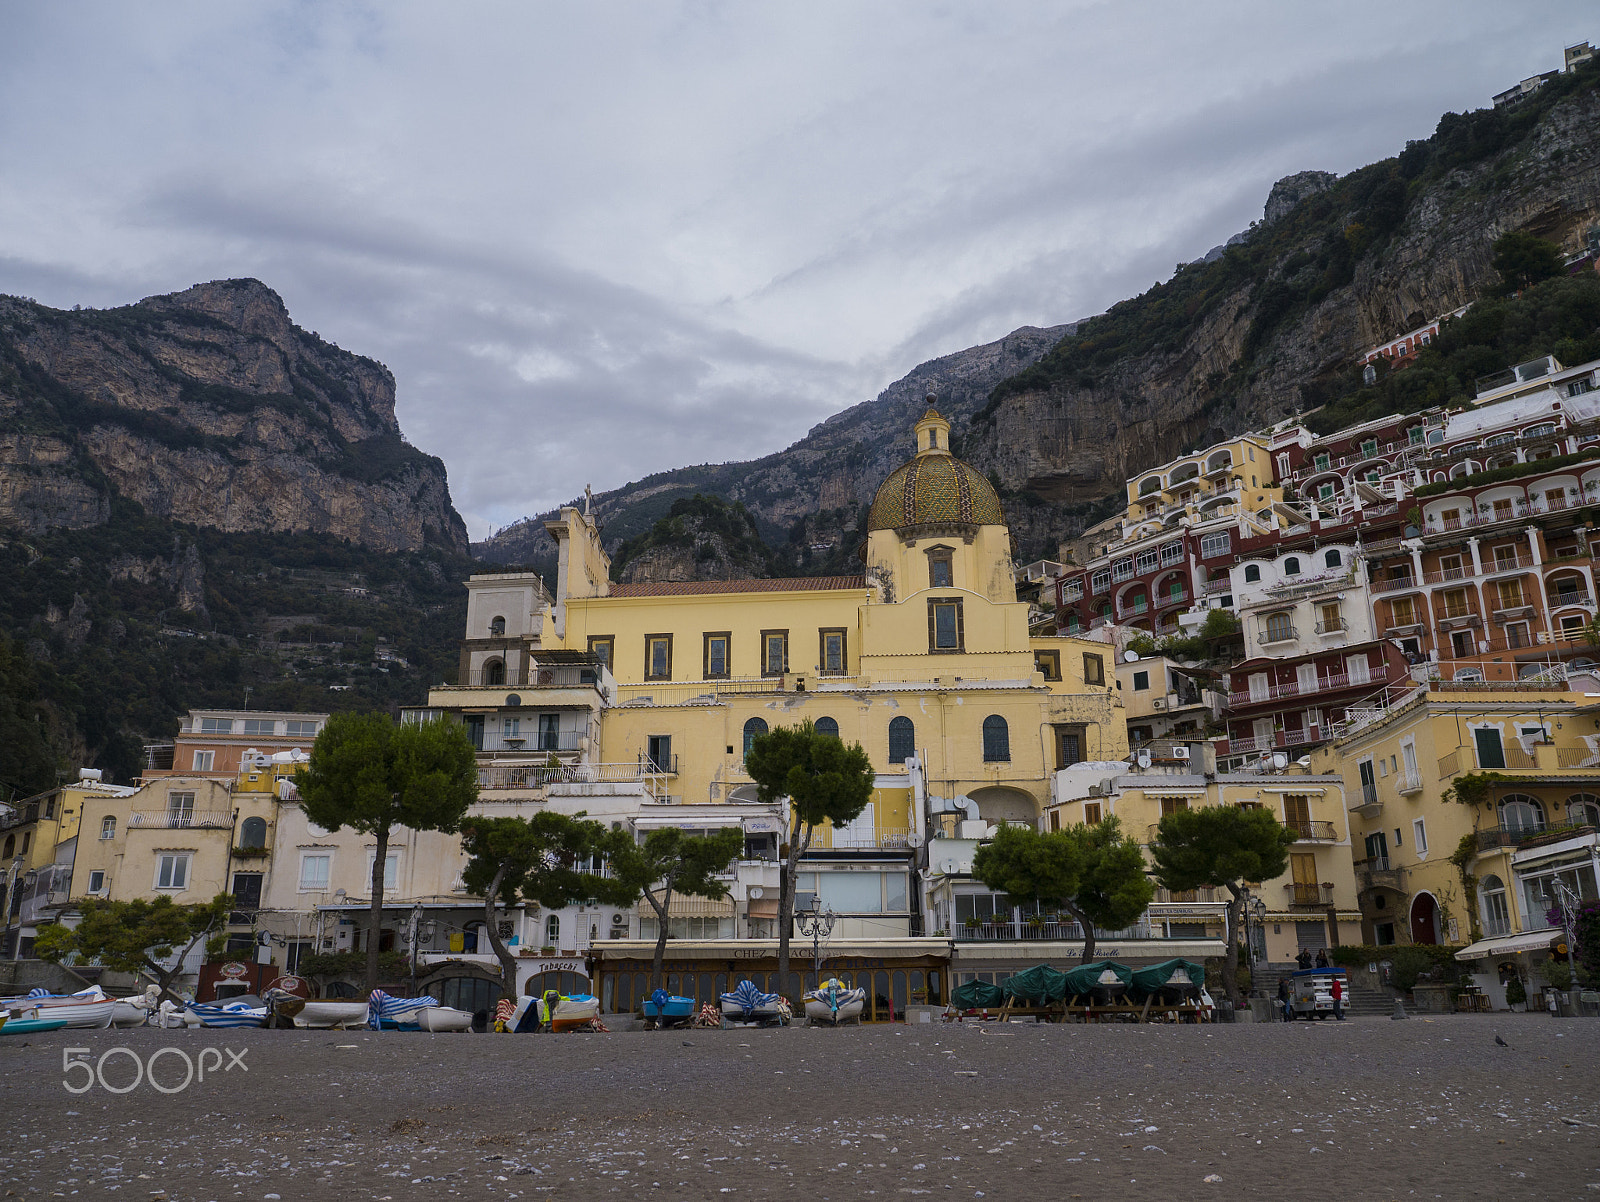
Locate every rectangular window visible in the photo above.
<box><xmin>1492</xmin><ymin>499</ymin><xmax>1514</xmax><ymax>521</ymax></box>
<box><xmin>1200</xmin><ymin>531</ymin><xmax>1230</xmax><ymax>559</ymax></box>
<box><xmin>646</xmin><ymin>734</ymin><xmax>672</xmax><ymax>773</ymax></box>
<box><xmin>1082</xmin><ymin>653</ymin><xmax>1105</xmax><ymax>685</ymax></box>
<box><xmin>1264</xmin><ymin>613</ymin><xmax>1293</xmax><ymax>642</ymax></box>
<box><xmin>819</xmin><ymin>629</ymin><xmax>847</xmax><ymax>675</ymax></box>
<box><xmin>927</xmin><ymin>549</ymin><xmax>954</xmax><ymax>589</ymax></box>
<box><xmin>1361</xmin><ymin>439</ymin><xmax>1378</xmax><ymax>458</ymax></box>
<box><xmin>285</xmin><ymin>720</ymin><xmax>319</xmax><ymax>738</ymax></box>
<box><xmin>587</xmin><ymin>636</ymin><xmax>614</xmax><ymax>672</ymax></box>
<box><xmin>1034</xmin><ymin>650</ymin><xmax>1061</xmax><ymax>681</ymax></box>
<box><xmin>537</xmin><ymin>713</ymin><xmax>560</xmax><ymax>751</ymax></box>
<box><xmin>502</xmin><ymin>715</ymin><xmax>520</xmax><ymax>737</ymax></box>
<box><xmin>299</xmin><ymin>854</ymin><xmax>331</xmax><ymax>891</ymax></box>
<box><xmin>644</xmin><ymin>634</ymin><xmax>673</xmax><ymax>681</ymax></box>
<box><xmin>1319</xmin><ymin>602</ymin><xmax>1342</xmax><ymax>632</ymax></box>
<box><xmin>1083</xmin><ymin>800</ymin><xmax>1103</xmax><ymax>824</ymax></box>
<box><xmin>927</xmin><ymin>600</ymin><xmax>964</xmax><ymax>653</ymax></box>
<box><xmin>1412</xmin><ymin>819</ymin><xmax>1428</xmax><ymax>854</ymax></box>
<box><xmin>1390</xmin><ymin>596</ymin><xmax>1417</xmax><ymax>626</ymax></box>
<box><xmin>155</xmin><ymin>854</ymin><xmax>190</xmax><ymax>890</ymax></box>
<box><xmin>87</xmin><ymin>869</ymin><xmax>105</xmax><ymax>893</ymax></box>
<box><xmin>1132</xmin><ymin>670</ymin><xmax>1150</xmax><ymax>691</ymax></box>
<box><xmin>241</xmin><ymin>719</ymin><xmax>274</xmax><ymax>736</ymax></box>
<box><xmin>1496</xmin><ymin>579</ymin><xmax>1524</xmax><ymax>608</ymax></box>
<box><xmin>1314</xmin><ymin>453</ymin><xmax>1331</xmax><ymax>472</ymax></box>
<box><xmin>366</xmin><ymin>852</ymin><xmax>399</xmax><ymax>891</ymax></box>
<box><xmin>199</xmin><ymin>718</ymin><xmax>233</xmax><ymax>735</ymax></box>
<box><xmin>231</xmin><ymin>872</ymin><xmax>263</xmax><ymax>910</ymax></box>
<box><xmin>1358</xmin><ymin>759</ymin><xmax>1377</xmax><ymax>805</ymax></box>
<box><xmin>1283</xmin><ymin>794</ymin><xmax>1310</xmax><ymax>837</ymax></box>
<box><xmin>761</xmin><ymin>630</ymin><xmax>789</xmax><ymax>676</ymax></box>
<box><xmin>1441</xmin><ymin>589</ymin><xmax>1471</xmax><ymax>618</ymax></box>
<box><xmin>703</xmin><ymin>632</ymin><xmax>731</xmax><ymax>679</ymax></box>
<box><xmin>167</xmin><ymin>791</ymin><xmax>195</xmax><ymax>823</ymax></box>
<box><xmin>191</xmin><ymin>750</ymin><xmax>215</xmax><ymax>771</ymax></box>
<box><xmin>1318</xmin><ymin>483</ymin><xmax>1336</xmax><ymax>501</ymax></box>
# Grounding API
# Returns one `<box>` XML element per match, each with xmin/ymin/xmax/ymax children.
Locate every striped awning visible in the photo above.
<box><xmin>636</xmin><ymin>894</ymin><xmax>736</xmax><ymax>918</ymax></box>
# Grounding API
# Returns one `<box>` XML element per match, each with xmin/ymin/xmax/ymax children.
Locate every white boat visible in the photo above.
<box><xmin>110</xmin><ymin>1000</ymin><xmax>149</xmax><ymax>1028</ymax></box>
<box><xmin>719</xmin><ymin>980</ymin><xmax>785</xmax><ymax>1025</ymax></box>
<box><xmin>293</xmin><ymin>1000</ymin><xmax>372</xmax><ymax>1029</ymax></box>
<box><xmin>804</xmin><ymin>979</ymin><xmax>866</xmax><ymax>1026</ymax></box>
<box><xmin>415</xmin><ymin>1005</ymin><xmax>474</xmax><ymax>1032</ymax></box>
<box><xmin>538</xmin><ymin>992</ymin><xmax>600</xmax><ymax>1032</ymax></box>
<box><xmin>185</xmin><ymin>997</ymin><xmax>267</xmax><ymax>1029</ymax></box>
<box><xmin>3</xmin><ymin>991</ymin><xmax>116</xmax><ymax>1030</ymax></box>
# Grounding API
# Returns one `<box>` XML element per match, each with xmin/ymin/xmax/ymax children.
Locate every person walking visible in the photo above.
<box><xmin>1331</xmin><ymin>973</ymin><xmax>1345</xmax><ymax>1020</ymax></box>
<box><xmin>1277</xmin><ymin>975</ymin><xmax>1293</xmax><ymax>1021</ymax></box>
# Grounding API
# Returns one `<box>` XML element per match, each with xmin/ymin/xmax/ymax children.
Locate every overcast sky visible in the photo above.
<box><xmin>1</xmin><ymin>3</ymin><xmax>1593</xmax><ymax>539</ymax></box>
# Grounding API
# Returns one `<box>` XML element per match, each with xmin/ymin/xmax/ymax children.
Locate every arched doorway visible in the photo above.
<box><xmin>1409</xmin><ymin>892</ymin><xmax>1439</xmax><ymax>945</ymax></box>
<box><xmin>966</xmin><ymin>785</ymin><xmax>1039</xmax><ymax>826</ymax></box>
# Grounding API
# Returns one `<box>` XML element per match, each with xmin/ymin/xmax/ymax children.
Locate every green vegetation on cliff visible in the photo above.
<box><xmin>609</xmin><ymin>494</ymin><xmax>775</xmax><ymax>581</ymax></box>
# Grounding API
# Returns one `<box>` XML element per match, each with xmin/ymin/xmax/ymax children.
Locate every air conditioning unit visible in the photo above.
<box><xmin>611</xmin><ymin>913</ymin><xmax>626</xmax><ymax>927</ymax></box>
<box><xmin>1151</xmin><ymin>698</ymin><xmax>1166</xmax><ymax>710</ymax></box>
<box><xmin>1172</xmin><ymin>746</ymin><xmax>1191</xmax><ymax>761</ymax></box>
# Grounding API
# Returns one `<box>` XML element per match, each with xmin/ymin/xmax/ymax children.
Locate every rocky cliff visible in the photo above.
<box><xmin>473</xmin><ymin>321</ymin><xmax>1078</xmax><ymax>571</ymax></box>
<box><xmin>610</xmin><ymin>494</ymin><xmax>776</xmax><ymax>584</ymax></box>
<box><xmin>964</xmin><ymin>70</ymin><xmax>1600</xmax><ymax>526</ymax></box>
<box><xmin>0</xmin><ymin>279</ymin><xmax>469</xmax><ymax>553</ymax></box>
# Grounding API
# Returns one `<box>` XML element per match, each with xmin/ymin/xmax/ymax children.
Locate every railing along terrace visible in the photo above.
<box><xmin>1287</xmin><ymin>820</ymin><xmax>1338</xmax><ymax>842</ymax></box>
<box><xmin>1284</xmin><ymin>882</ymin><xmax>1334</xmax><ymax>906</ymax></box>
<box><xmin>477</xmin><ymin>762</ymin><xmax>650</xmax><ymax>790</ymax></box>
<box><xmin>128</xmin><ymin>810</ymin><xmax>234</xmax><ymax>829</ymax></box>
<box><xmin>460</xmin><ymin>663</ymin><xmax>605</xmax><ymax>689</ymax></box>
<box><xmin>1476</xmin><ymin>815</ymin><xmax>1599</xmax><ymax>851</ymax></box>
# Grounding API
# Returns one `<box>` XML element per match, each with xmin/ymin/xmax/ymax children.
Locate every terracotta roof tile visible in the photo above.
<box><xmin>607</xmin><ymin>576</ymin><xmax>868</xmax><ymax>598</ymax></box>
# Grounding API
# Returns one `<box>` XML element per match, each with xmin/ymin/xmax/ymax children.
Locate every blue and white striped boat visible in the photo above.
<box><xmin>185</xmin><ymin>997</ymin><xmax>267</xmax><ymax>1029</ymax></box>
<box><xmin>368</xmin><ymin>990</ymin><xmax>438</xmax><ymax>1030</ymax></box>
<box><xmin>719</xmin><ymin>980</ymin><xmax>784</xmax><ymax>1025</ymax></box>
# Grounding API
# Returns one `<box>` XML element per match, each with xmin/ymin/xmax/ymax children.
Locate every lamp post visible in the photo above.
<box><xmin>1240</xmin><ymin>886</ymin><xmax>1267</xmax><ymax>995</ymax></box>
<box><xmin>1552</xmin><ymin>878</ymin><xmax>1581</xmax><ymax>1011</ymax></box>
<box><xmin>796</xmin><ymin>899</ymin><xmax>836</xmax><ymax>991</ymax></box>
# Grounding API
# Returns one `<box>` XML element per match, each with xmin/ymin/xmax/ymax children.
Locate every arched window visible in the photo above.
<box><xmin>982</xmin><ymin>715</ymin><xmax>1010</xmax><ymax>763</ymax></box>
<box><xmin>888</xmin><ymin>716</ymin><xmax>915</xmax><ymax>764</ymax></box>
<box><xmin>814</xmin><ymin>717</ymin><xmax>839</xmax><ymax>739</ymax></box>
<box><xmin>1567</xmin><ymin>793</ymin><xmax>1600</xmax><ymax>828</ymax></box>
<box><xmin>1283</xmin><ymin>557</ymin><xmax>1301</xmax><ymax>576</ymax></box>
<box><xmin>1325</xmin><ymin>549</ymin><xmax>1341</xmax><ymax>568</ymax></box>
<box><xmin>1479</xmin><ymin>874</ymin><xmax>1510</xmax><ymax>936</ymax></box>
<box><xmin>743</xmin><ymin>717</ymin><xmax>768</xmax><ymax>759</ymax></box>
<box><xmin>100</xmin><ymin>816</ymin><xmax>116</xmax><ymax>840</ymax></box>
<box><xmin>483</xmin><ymin>658</ymin><xmax>505</xmax><ymax>686</ymax></box>
<box><xmin>239</xmin><ymin>816</ymin><xmax>267</xmax><ymax>849</ymax></box>
<box><xmin>1244</xmin><ymin>565</ymin><xmax>1261</xmax><ymax>583</ymax></box>
<box><xmin>544</xmin><ymin>915</ymin><xmax>560</xmax><ymax>947</ymax></box>
<box><xmin>1139</xmin><ymin>476</ymin><xmax>1162</xmax><ymax>496</ymax></box>
<box><xmin>489</xmin><ymin>615</ymin><xmax>506</xmax><ymax>637</ymax></box>
<box><xmin>1498</xmin><ymin>794</ymin><xmax>1545</xmax><ymax>834</ymax></box>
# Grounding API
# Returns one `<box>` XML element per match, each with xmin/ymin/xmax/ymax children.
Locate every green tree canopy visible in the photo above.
<box><xmin>1491</xmin><ymin>230</ymin><xmax>1564</xmax><ymax>295</ymax></box>
<box><xmin>35</xmin><ymin>893</ymin><xmax>231</xmax><ymax>1002</ymax></box>
<box><xmin>744</xmin><ymin>721</ymin><xmax>875</xmax><ymax>994</ymax></box>
<box><xmin>971</xmin><ymin>818</ymin><xmax>1154</xmax><ymax>960</ymax></box>
<box><xmin>296</xmin><ymin>712</ymin><xmax>478</xmax><ymax>991</ymax></box>
<box><xmin>460</xmin><ymin>812</ymin><xmax>638</xmax><ymax>1000</ymax></box>
<box><xmin>609</xmin><ymin>825</ymin><xmax>745</xmax><ymax>996</ymax></box>
<box><xmin>1150</xmin><ymin>805</ymin><xmax>1294</xmax><ymax>1004</ymax></box>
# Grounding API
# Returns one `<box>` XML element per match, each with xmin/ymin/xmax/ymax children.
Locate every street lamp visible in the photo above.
<box><xmin>1240</xmin><ymin>886</ymin><xmax>1267</xmax><ymax>994</ymax></box>
<box><xmin>796</xmin><ymin>898</ymin><xmax>837</xmax><ymax>990</ymax></box>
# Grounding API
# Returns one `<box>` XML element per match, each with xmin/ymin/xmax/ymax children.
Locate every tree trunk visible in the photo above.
<box><xmin>148</xmin><ymin>923</ymin><xmax>216</xmax><ymax>1004</ymax></box>
<box><xmin>481</xmin><ymin>864</ymin><xmax>517</xmax><ymax>1001</ymax></box>
<box><xmin>775</xmin><ymin>816</ymin><xmax>810</xmax><ymax>1003</ymax></box>
<box><xmin>1061</xmin><ymin>899</ymin><xmax>1095</xmax><ymax>962</ymax></box>
<box><xmin>366</xmin><ymin>825</ymin><xmax>389</xmax><ymax>994</ymax></box>
<box><xmin>1222</xmin><ymin>883</ymin><xmax>1243</xmax><ymax>1007</ymax></box>
<box><xmin>647</xmin><ymin>880</ymin><xmax>673</xmax><ymax>993</ymax></box>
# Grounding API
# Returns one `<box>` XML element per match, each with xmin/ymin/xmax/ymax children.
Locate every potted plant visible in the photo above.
<box><xmin>1504</xmin><ymin>974</ymin><xmax>1527</xmax><ymax>1012</ymax></box>
<box><xmin>541</xmin><ymin>944</ymin><xmax>556</xmax><ymax>956</ymax></box>
<box><xmin>963</xmin><ymin>917</ymin><xmax>980</xmax><ymax>932</ymax></box>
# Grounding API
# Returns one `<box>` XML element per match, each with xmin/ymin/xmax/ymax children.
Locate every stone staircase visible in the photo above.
<box><xmin>1257</xmin><ymin>965</ymin><xmax>1394</xmax><ymax>1019</ymax></box>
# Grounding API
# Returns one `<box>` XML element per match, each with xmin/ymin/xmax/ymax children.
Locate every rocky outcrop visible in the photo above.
<box><xmin>611</xmin><ymin>495</ymin><xmax>776</xmax><ymax>584</ymax></box>
<box><xmin>1263</xmin><ymin>171</ymin><xmax>1337</xmax><ymax>225</ymax></box>
<box><xmin>0</xmin><ymin>279</ymin><xmax>468</xmax><ymax>553</ymax></box>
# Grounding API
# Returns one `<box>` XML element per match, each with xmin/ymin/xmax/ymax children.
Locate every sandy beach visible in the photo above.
<box><xmin>1</xmin><ymin>1014</ymin><xmax>1596</xmax><ymax>1200</ymax></box>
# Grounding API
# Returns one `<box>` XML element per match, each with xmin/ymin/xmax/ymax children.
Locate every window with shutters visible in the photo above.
<box><xmin>981</xmin><ymin>715</ymin><xmax>1010</xmax><ymax>762</ymax></box>
<box><xmin>888</xmin><ymin>716</ymin><xmax>915</xmax><ymax>764</ymax></box>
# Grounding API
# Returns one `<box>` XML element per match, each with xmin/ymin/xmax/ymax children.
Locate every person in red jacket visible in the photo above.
<box><xmin>1331</xmin><ymin>973</ymin><xmax>1345</xmax><ymax>1020</ymax></box>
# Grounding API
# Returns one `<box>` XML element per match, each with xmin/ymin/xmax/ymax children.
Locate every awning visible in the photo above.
<box><xmin>746</xmin><ymin>897</ymin><xmax>780</xmax><ymax>918</ymax></box>
<box><xmin>636</xmin><ymin>894</ymin><xmax>736</xmax><ymax>918</ymax></box>
<box><xmin>1454</xmin><ymin>930</ymin><xmax>1560</xmax><ymax>961</ymax></box>
<box><xmin>632</xmin><ymin>814</ymin><xmax>743</xmax><ymax>830</ymax></box>
<box><xmin>742</xmin><ymin>816</ymin><xmax>783</xmax><ymax>834</ymax></box>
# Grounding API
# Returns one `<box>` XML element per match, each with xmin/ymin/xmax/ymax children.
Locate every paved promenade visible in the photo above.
<box><xmin>1</xmin><ymin>1014</ymin><xmax>1595</xmax><ymax>1199</ymax></box>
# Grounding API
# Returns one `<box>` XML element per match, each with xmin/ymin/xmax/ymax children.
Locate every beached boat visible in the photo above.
<box><xmin>4</xmin><ymin>990</ymin><xmax>118</xmax><ymax>1030</ymax></box>
<box><xmin>804</xmin><ymin>979</ymin><xmax>865</xmax><ymax>1025</ymax></box>
<box><xmin>0</xmin><ymin>1013</ymin><xmax>68</xmax><ymax>1035</ymax></box>
<box><xmin>1062</xmin><ymin>960</ymin><xmax>1133</xmax><ymax>1004</ymax></box>
<box><xmin>538</xmin><ymin>991</ymin><xmax>600</xmax><ymax>1033</ymax></box>
<box><xmin>719</xmin><ymin>980</ymin><xmax>784</xmax><ymax>1025</ymax></box>
<box><xmin>185</xmin><ymin>997</ymin><xmax>267</xmax><ymax>1029</ymax></box>
<box><xmin>1128</xmin><ymin>959</ymin><xmax>1205</xmax><ymax>1005</ymax></box>
<box><xmin>110</xmin><ymin>1000</ymin><xmax>149</xmax><ymax>1028</ymax></box>
<box><xmin>416</xmin><ymin>1005</ymin><xmax>474</xmax><ymax>1032</ymax></box>
<box><xmin>293</xmin><ymin>1000</ymin><xmax>372</xmax><ymax>1029</ymax></box>
<box><xmin>1002</xmin><ymin>964</ymin><xmax>1070</xmax><ymax>1008</ymax></box>
<box><xmin>642</xmin><ymin>989</ymin><xmax>695</xmax><ymax>1028</ymax></box>
<box><xmin>368</xmin><ymin>990</ymin><xmax>438</xmax><ymax>1030</ymax></box>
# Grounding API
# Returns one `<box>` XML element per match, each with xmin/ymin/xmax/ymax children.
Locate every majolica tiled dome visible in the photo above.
<box><xmin>867</xmin><ymin>407</ymin><xmax>1006</xmax><ymax>532</ymax></box>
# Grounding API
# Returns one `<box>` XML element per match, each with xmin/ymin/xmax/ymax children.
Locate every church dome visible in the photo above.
<box><xmin>866</xmin><ymin>405</ymin><xmax>1006</xmax><ymax>533</ymax></box>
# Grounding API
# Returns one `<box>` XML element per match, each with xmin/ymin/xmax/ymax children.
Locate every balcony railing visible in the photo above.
<box><xmin>1202</xmin><ymin>577</ymin><xmax>1232</xmax><ymax>594</ymax></box>
<box><xmin>829</xmin><ymin>828</ymin><xmax>915</xmax><ymax>850</ymax></box>
<box><xmin>639</xmin><ymin>753</ymin><xmax>680</xmax><ymax>776</ymax></box>
<box><xmin>1550</xmin><ymin>591</ymin><xmax>1595</xmax><ymax>609</ymax></box>
<box><xmin>459</xmin><ymin>664</ymin><xmax>606</xmax><ymax>689</ymax></box>
<box><xmin>1287</xmin><ymin>820</ymin><xmax>1338</xmax><ymax>842</ymax></box>
<box><xmin>1557</xmin><ymin>747</ymin><xmax>1600</xmax><ymax>768</ymax></box>
<box><xmin>1314</xmin><ymin>619</ymin><xmax>1348</xmax><ymax>635</ymax></box>
<box><xmin>1474</xmin><ymin>814</ymin><xmax>1598</xmax><ymax>851</ymax></box>
<box><xmin>1283</xmin><ymin>882</ymin><xmax>1335</xmax><ymax>907</ymax></box>
<box><xmin>1258</xmin><ymin>626</ymin><xmax>1298</xmax><ymax>645</ymax></box>
<box><xmin>956</xmin><ymin>919</ymin><xmax>1087</xmax><ymax>942</ymax></box>
<box><xmin>476</xmin><ymin>762</ymin><xmax>652</xmax><ymax>791</ymax></box>
<box><xmin>1153</xmin><ymin>886</ymin><xmax>1223</xmax><ymax>905</ymax></box>
<box><xmin>127</xmin><ymin>810</ymin><xmax>234</xmax><ymax>829</ymax></box>
<box><xmin>1485</xmin><ymin>552</ymin><xmax>1532</xmax><ymax>574</ymax></box>
<box><xmin>1371</xmin><ymin>574</ymin><xmax>1418</xmax><ymax>594</ymax></box>
<box><xmin>1354</xmin><ymin>857</ymin><xmax>1406</xmax><ymax>892</ymax></box>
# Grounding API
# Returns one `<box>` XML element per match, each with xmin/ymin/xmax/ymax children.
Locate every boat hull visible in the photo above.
<box><xmin>804</xmin><ymin>996</ymin><xmax>865</xmax><ymax>1025</ymax></box>
<box><xmin>185</xmin><ymin>1004</ymin><xmax>266</xmax><ymax>1029</ymax></box>
<box><xmin>416</xmin><ymin>1005</ymin><xmax>474</xmax><ymax>1032</ymax></box>
<box><xmin>26</xmin><ymin>1000</ymin><xmax>116</xmax><ymax>1029</ymax></box>
<box><xmin>110</xmin><ymin>1001</ymin><xmax>149</xmax><ymax>1028</ymax></box>
<box><xmin>294</xmin><ymin>1001</ymin><xmax>372</xmax><ymax>1029</ymax></box>
<box><xmin>542</xmin><ymin>996</ymin><xmax>599</xmax><ymax>1032</ymax></box>
<box><xmin>642</xmin><ymin>995</ymin><xmax>695</xmax><ymax>1025</ymax></box>
<box><xmin>1</xmin><ymin>1016</ymin><xmax>69</xmax><ymax>1035</ymax></box>
<box><xmin>719</xmin><ymin>1000</ymin><xmax>783</xmax><ymax>1023</ymax></box>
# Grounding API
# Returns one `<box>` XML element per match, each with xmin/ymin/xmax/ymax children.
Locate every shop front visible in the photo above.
<box><xmin>592</xmin><ymin>938</ymin><xmax>950</xmax><ymax>1021</ymax></box>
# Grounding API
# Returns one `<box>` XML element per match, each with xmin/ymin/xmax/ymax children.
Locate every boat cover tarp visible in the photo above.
<box><xmin>1062</xmin><ymin>960</ymin><xmax>1133</xmax><ymax>997</ymax></box>
<box><xmin>720</xmin><ymin>980</ymin><xmax>780</xmax><ymax>1017</ymax></box>
<box><xmin>368</xmin><ymin>990</ymin><xmax>437</xmax><ymax>1029</ymax></box>
<box><xmin>950</xmin><ymin>979</ymin><xmax>1006</xmax><ymax>1009</ymax></box>
<box><xmin>1128</xmin><ymin>958</ymin><xmax>1205</xmax><ymax>999</ymax></box>
<box><xmin>1001</xmin><ymin>964</ymin><xmax>1069</xmax><ymax>1004</ymax></box>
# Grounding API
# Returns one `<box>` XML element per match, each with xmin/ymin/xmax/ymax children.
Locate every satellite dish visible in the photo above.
<box><xmin>1123</xmin><ymin>650</ymin><xmax>1140</xmax><ymax>663</ymax></box>
<box><xmin>749</xmin><ymin>886</ymin><xmax>763</xmax><ymax>899</ymax></box>
<box><xmin>1136</xmin><ymin>751</ymin><xmax>1153</xmax><ymax>769</ymax></box>
<box><xmin>907</xmin><ymin>832</ymin><xmax>925</xmax><ymax>848</ymax></box>
<box><xmin>1271</xmin><ymin>753</ymin><xmax>1288</xmax><ymax>770</ymax></box>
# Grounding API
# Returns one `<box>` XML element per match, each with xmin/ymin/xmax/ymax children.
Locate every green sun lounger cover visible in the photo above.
<box><xmin>1001</xmin><ymin>963</ymin><xmax>1069</xmax><ymax>1004</ymax></box>
<box><xmin>1128</xmin><ymin>958</ymin><xmax>1205</xmax><ymax>999</ymax></box>
<box><xmin>951</xmin><ymin>979</ymin><xmax>1007</xmax><ymax>1009</ymax></box>
<box><xmin>1061</xmin><ymin>960</ymin><xmax>1133</xmax><ymax>997</ymax></box>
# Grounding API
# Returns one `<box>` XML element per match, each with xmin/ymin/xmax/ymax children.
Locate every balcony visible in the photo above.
<box><xmin>956</xmin><ymin>919</ymin><xmax>1087</xmax><ymax>942</ymax></box>
<box><xmin>460</xmin><ymin>662</ymin><xmax>606</xmax><ymax>689</ymax></box>
<box><xmin>1557</xmin><ymin>746</ymin><xmax>1600</xmax><ymax>768</ymax></box>
<box><xmin>1202</xmin><ymin>578</ymin><xmax>1233</xmax><ymax>595</ymax></box>
<box><xmin>828</xmin><ymin>828</ymin><xmax>915</xmax><ymax>851</ymax></box>
<box><xmin>128</xmin><ymin>810</ymin><xmax>234</xmax><ymax>830</ymax></box>
<box><xmin>1396</xmin><ymin>770</ymin><xmax>1423</xmax><ymax>796</ymax></box>
<box><xmin>1287</xmin><ymin>820</ymin><xmax>1338</xmax><ymax>843</ymax></box>
<box><xmin>1258</xmin><ymin>626</ymin><xmax>1298</xmax><ymax>645</ymax></box>
<box><xmin>1421</xmin><ymin>566</ymin><xmax>1472</xmax><ymax>586</ymax></box>
<box><xmin>1283</xmin><ymin>882</ymin><xmax>1335</xmax><ymax>907</ymax></box>
<box><xmin>477</xmin><ymin>762</ymin><xmax>650</xmax><ymax>791</ymax></box>
<box><xmin>1371</xmin><ymin>575</ymin><xmax>1418</xmax><ymax>594</ymax></box>
<box><xmin>1551</xmin><ymin>591</ymin><xmax>1596</xmax><ymax>610</ymax></box>
<box><xmin>639</xmin><ymin>753</ymin><xmax>680</xmax><ymax>776</ymax></box>
<box><xmin>1484</xmin><ymin>552</ymin><xmax>1532</xmax><ymax>576</ymax></box>
<box><xmin>1314</xmin><ymin>619</ymin><xmax>1348</xmax><ymax>635</ymax></box>
<box><xmin>1116</xmin><ymin>601</ymin><xmax>1151</xmax><ymax>621</ymax></box>
<box><xmin>1153</xmin><ymin>886</ymin><xmax>1223</xmax><ymax>905</ymax></box>
<box><xmin>1473</xmin><ymin>815</ymin><xmax>1598</xmax><ymax>851</ymax></box>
